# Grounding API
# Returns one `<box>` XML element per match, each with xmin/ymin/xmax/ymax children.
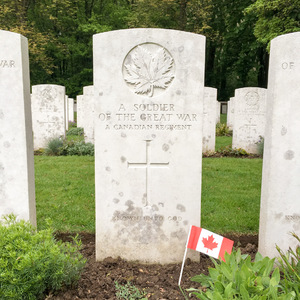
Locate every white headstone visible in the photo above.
<box><xmin>0</xmin><ymin>30</ymin><xmax>36</xmax><ymax>225</ymax></box>
<box><xmin>259</xmin><ymin>32</ymin><xmax>300</xmax><ymax>258</ymax></box>
<box><xmin>76</xmin><ymin>95</ymin><xmax>83</xmax><ymax>127</ymax></box>
<box><xmin>227</xmin><ymin>97</ymin><xmax>235</xmax><ymax>129</ymax></box>
<box><xmin>94</xmin><ymin>29</ymin><xmax>205</xmax><ymax>263</ymax></box>
<box><xmin>216</xmin><ymin>101</ymin><xmax>220</xmax><ymax>123</ymax></box>
<box><xmin>31</xmin><ymin>84</ymin><xmax>66</xmax><ymax>149</ymax></box>
<box><xmin>68</xmin><ymin>98</ymin><xmax>74</xmax><ymax>122</ymax></box>
<box><xmin>65</xmin><ymin>95</ymin><xmax>69</xmax><ymax>131</ymax></box>
<box><xmin>82</xmin><ymin>86</ymin><xmax>95</xmax><ymax>143</ymax></box>
<box><xmin>203</xmin><ymin>87</ymin><xmax>217</xmax><ymax>152</ymax></box>
<box><xmin>232</xmin><ymin>87</ymin><xmax>267</xmax><ymax>154</ymax></box>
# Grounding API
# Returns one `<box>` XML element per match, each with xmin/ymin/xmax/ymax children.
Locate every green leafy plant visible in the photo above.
<box><xmin>68</xmin><ymin>121</ymin><xmax>77</xmax><ymax>129</ymax></box>
<box><xmin>44</xmin><ymin>137</ymin><xmax>64</xmax><ymax>156</ymax></box>
<box><xmin>187</xmin><ymin>249</ymin><xmax>296</xmax><ymax>299</ymax></box>
<box><xmin>66</xmin><ymin>127</ymin><xmax>84</xmax><ymax>136</ymax></box>
<box><xmin>115</xmin><ymin>281</ymin><xmax>147</xmax><ymax>300</ymax></box>
<box><xmin>217</xmin><ymin>146</ymin><xmax>249</xmax><ymax>157</ymax></box>
<box><xmin>276</xmin><ymin>233</ymin><xmax>300</xmax><ymax>297</ymax></box>
<box><xmin>216</xmin><ymin>123</ymin><xmax>232</xmax><ymax>137</ymax></box>
<box><xmin>61</xmin><ymin>140</ymin><xmax>94</xmax><ymax>156</ymax></box>
<box><xmin>256</xmin><ymin>135</ymin><xmax>264</xmax><ymax>157</ymax></box>
<box><xmin>0</xmin><ymin>214</ymin><xmax>86</xmax><ymax>300</ymax></box>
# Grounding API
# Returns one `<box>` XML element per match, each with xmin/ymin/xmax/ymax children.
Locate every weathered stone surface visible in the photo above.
<box><xmin>227</xmin><ymin>97</ymin><xmax>235</xmax><ymax>129</ymax></box>
<box><xmin>232</xmin><ymin>87</ymin><xmax>267</xmax><ymax>154</ymax></box>
<box><xmin>203</xmin><ymin>87</ymin><xmax>217</xmax><ymax>152</ymax></box>
<box><xmin>31</xmin><ymin>84</ymin><xmax>66</xmax><ymax>149</ymax></box>
<box><xmin>82</xmin><ymin>86</ymin><xmax>95</xmax><ymax>143</ymax></box>
<box><xmin>259</xmin><ymin>32</ymin><xmax>300</xmax><ymax>258</ymax></box>
<box><xmin>0</xmin><ymin>30</ymin><xmax>36</xmax><ymax>225</ymax></box>
<box><xmin>94</xmin><ymin>29</ymin><xmax>205</xmax><ymax>263</ymax></box>
<box><xmin>68</xmin><ymin>98</ymin><xmax>74</xmax><ymax>122</ymax></box>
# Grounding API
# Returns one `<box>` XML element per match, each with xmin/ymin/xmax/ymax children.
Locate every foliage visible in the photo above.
<box><xmin>216</xmin><ymin>123</ymin><xmax>232</xmax><ymax>137</ymax></box>
<box><xmin>245</xmin><ymin>0</ymin><xmax>300</xmax><ymax>50</ymax></box>
<box><xmin>44</xmin><ymin>135</ymin><xmax>94</xmax><ymax>156</ymax></box>
<box><xmin>276</xmin><ymin>233</ymin><xmax>300</xmax><ymax>297</ymax></box>
<box><xmin>68</xmin><ymin>121</ymin><xmax>77</xmax><ymax>129</ymax></box>
<box><xmin>187</xmin><ymin>249</ymin><xmax>296</xmax><ymax>299</ymax></box>
<box><xmin>115</xmin><ymin>281</ymin><xmax>147</xmax><ymax>300</ymax></box>
<box><xmin>0</xmin><ymin>214</ymin><xmax>86</xmax><ymax>300</ymax></box>
<box><xmin>216</xmin><ymin>146</ymin><xmax>249</xmax><ymax>157</ymax></box>
<box><xmin>61</xmin><ymin>140</ymin><xmax>94</xmax><ymax>156</ymax></box>
<box><xmin>256</xmin><ymin>135</ymin><xmax>264</xmax><ymax>157</ymax></box>
<box><xmin>44</xmin><ymin>137</ymin><xmax>64</xmax><ymax>156</ymax></box>
<box><xmin>66</xmin><ymin>127</ymin><xmax>84</xmax><ymax>136</ymax></box>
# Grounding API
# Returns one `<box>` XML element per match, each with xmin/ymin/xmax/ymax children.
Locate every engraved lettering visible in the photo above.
<box><xmin>282</xmin><ymin>62</ymin><xmax>295</xmax><ymax>70</ymax></box>
<box><xmin>99</xmin><ymin>113</ymin><xmax>111</xmax><ymax>121</ymax></box>
<box><xmin>0</xmin><ymin>60</ymin><xmax>16</xmax><ymax>68</ymax></box>
<box><xmin>285</xmin><ymin>215</ymin><xmax>300</xmax><ymax>221</ymax></box>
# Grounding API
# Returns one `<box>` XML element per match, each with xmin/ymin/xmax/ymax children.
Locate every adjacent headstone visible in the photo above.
<box><xmin>216</xmin><ymin>101</ymin><xmax>220</xmax><ymax>123</ymax></box>
<box><xmin>68</xmin><ymin>98</ymin><xmax>74</xmax><ymax>123</ymax></box>
<box><xmin>82</xmin><ymin>85</ymin><xmax>95</xmax><ymax>143</ymax></box>
<box><xmin>0</xmin><ymin>30</ymin><xmax>36</xmax><ymax>225</ymax></box>
<box><xmin>203</xmin><ymin>87</ymin><xmax>217</xmax><ymax>152</ymax></box>
<box><xmin>31</xmin><ymin>84</ymin><xmax>66</xmax><ymax>149</ymax></box>
<box><xmin>65</xmin><ymin>95</ymin><xmax>69</xmax><ymax>131</ymax></box>
<box><xmin>76</xmin><ymin>95</ymin><xmax>83</xmax><ymax>127</ymax></box>
<box><xmin>94</xmin><ymin>29</ymin><xmax>205</xmax><ymax>263</ymax></box>
<box><xmin>227</xmin><ymin>97</ymin><xmax>235</xmax><ymax>129</ymax></box>
<box><xmin>259</xmin><ymin>32</ymin><xmax>300</xmax><ymax>258</ymax></box>
<box><xmin>232</xmin><ymin>87</ymin><xmax>267</xmax><ymax>154</ymax></box>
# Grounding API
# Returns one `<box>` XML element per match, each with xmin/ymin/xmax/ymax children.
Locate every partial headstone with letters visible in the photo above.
<box><xmin>203</xmin><ymin>87</ymin><xmax>217</xmax><ymax>152</ymax></box>
<box><xmin>31</xmin><ymin>84</ymin><xmax>66</xmax><ymax>149</ymax></box>
<box><xmin>0</xmin><ymin>30</ymin><xmax>36</xmax><ymax>225</ymax></box>
<box><xmin>94</xmin><ymin>29</ymin><xmax>205</xmax><ymax>263</ymax></box>
<box><xmin>259</xmin><ymin>32</ymin><xmax>300</xmax><ymax>258</ymax></box>
<box><xmin>232</xmin><ymin>87</ymin><xmax>267</xmax><ymax>154</ymax></box>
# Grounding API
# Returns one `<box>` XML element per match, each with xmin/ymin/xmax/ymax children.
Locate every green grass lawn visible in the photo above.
<box><xmin>215</xmin><ymin>136</ymin><xmax>232</xmax><ymax>151</ymax></box>
<box><xmin>34</xmin><ymin>155</ymin><xmax>262</xmax><ymax>234</ymax></box>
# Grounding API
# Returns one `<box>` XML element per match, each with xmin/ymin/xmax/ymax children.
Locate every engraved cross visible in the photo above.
<box><xmin>127</xmin><ymin>140</ymin><xmax>169</xmax><ymax>207</ymax></box>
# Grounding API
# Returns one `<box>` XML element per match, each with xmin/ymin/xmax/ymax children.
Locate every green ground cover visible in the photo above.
<box><xmin>34</xmin><ymin>156</ymin><xmax>262</xmax><ymax>234</ymax></box>
<box><xmin>215</xmin><ymin>136</ymin><xmax>232</xmax><ymax>151</ymax></box>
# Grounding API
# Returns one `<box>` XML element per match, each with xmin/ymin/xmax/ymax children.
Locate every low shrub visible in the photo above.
<box><xmin>276</xmin><ymin>233</ymin><xmax>300</xmax><ymax>297</ymax></box>
<box><xmin>44</xmin><ymin>136</ymin><xmax>94</xmax><ymax>156</ymax></box>
<box><xmin>68</xmin><ymin>121</ymin><xmax>77</xmax><ymax>129</ymax></box>
<box><xmin>187</xmin><ymin>249</ymin><xmax>296</xmax><ymax>299</ymax></box>
<box><xmin>0</xmin><ymin>214</ymin><xmax>86</xmax><ymax>300</ymax></box>
<box><xmin>44</xmin><ymin>137</ymin><xmax>63</xmax><ymax>156</ymax></box>
<box><xmin>217</xmin><ymin>146</ymin><xmax>249</xmax><ymax>157</ymax></box>
<box><xmin>216</xmin><ymin>123</ymin><xmax>232</xmax><ymax>137</ymax></box>
<box><xmin>61</xmin><ymin>140</ymin><xmax>94</xmax><ymax>156</ymax></box>
<box><xmin>256</xmin><ymin>135</ymin><xmax>264</xmax><ymax>157</ymax></box>
<box><xmin>115</xmin><ymin>281</ymin><xmax>147</xmax><ymax>300</ymax></box>
<box><xmin>66</xmin><ymin>127</ymin><xmax>84</xmax><ymax>136</ymax></box>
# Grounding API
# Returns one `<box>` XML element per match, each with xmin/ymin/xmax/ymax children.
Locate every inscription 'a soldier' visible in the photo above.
<box><xmin>0</xmin><ymin>60</ymin><xmax>15</xmax><ymax>68</ymax></box>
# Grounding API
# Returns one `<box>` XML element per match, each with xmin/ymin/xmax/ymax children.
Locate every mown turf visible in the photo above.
<box><xmin>34</xmin><ymin>155</ymin><xmax>262</xmax><ymax>234</ymax></box>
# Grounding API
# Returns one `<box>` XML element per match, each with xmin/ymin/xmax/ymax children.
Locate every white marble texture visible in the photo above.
<box><xmin>0</xmin><ymin>30</ymin><xmax>36</xmax><ymax>225</ymax></box>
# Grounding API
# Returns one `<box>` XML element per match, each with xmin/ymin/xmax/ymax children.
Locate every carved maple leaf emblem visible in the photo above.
<box><xmin>124</xmin><ymin>45</ymin><xmax>174</xmax><ymax>97</ymax></box>
<box><xmin>202</xmin><ymin>235</ymin><xmax>218</xmax><ymax>253</ymax></box>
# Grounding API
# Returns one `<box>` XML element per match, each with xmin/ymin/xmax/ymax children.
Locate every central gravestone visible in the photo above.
<box><xmin>94</xmin><ymin>29</ymin><xmax>205</xmax><ymax>263</ymax></box>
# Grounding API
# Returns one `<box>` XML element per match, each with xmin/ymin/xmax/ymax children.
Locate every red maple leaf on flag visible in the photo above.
<box><xmin>202</xmin><ymin>235</ymin><xmax>218</xmax><ymax>253</ymax></box>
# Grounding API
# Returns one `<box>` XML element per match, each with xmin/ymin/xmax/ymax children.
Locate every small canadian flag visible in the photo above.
<box><xmin>187</xmin><ymin>226</ymin><xmax>234</xmax><ymax>261</ymax></box>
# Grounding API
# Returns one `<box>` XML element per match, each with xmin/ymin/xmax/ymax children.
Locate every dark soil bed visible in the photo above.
<box><xmin>47</xmin><ymin>233</ymin><xmax>258</xmax><ymax>300</ymax></box>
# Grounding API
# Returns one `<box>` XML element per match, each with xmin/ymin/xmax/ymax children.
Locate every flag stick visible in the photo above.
<box><xmin>178</xmin><ymin>225</ymin><xmax>192</xmax><ymax>286</ymax></box>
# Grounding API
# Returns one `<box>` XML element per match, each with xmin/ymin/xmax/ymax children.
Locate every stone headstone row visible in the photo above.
<box><xmin>1</xmin><ymin>28</ymin><xmax>299</xmax><ymax>264</ymax></box>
